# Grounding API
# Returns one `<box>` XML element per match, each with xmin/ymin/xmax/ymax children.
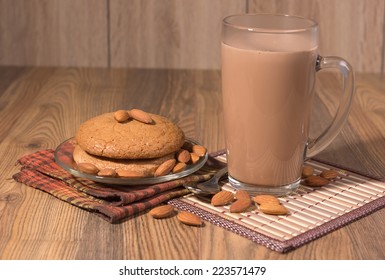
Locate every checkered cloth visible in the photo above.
<box><xmin>13</xmin><ymin>149</ymin><xmax>219</xmax><ymax>223</ymax></box>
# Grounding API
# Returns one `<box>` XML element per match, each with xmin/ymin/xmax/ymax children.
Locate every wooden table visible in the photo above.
<box><xmin>1</xmin><ymin>66</ymin><xmax>384</xmax><ymax>260</ymax></box>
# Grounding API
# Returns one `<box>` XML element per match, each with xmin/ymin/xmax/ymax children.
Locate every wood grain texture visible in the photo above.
<box><xmin>0</xmin><ymin>0</ymin><xmax>108</xmax><ymax>67</ymax></box>
<box><xmin>314</xmin><ymin>72</ymin><xmax>385</xmax><ymax>180</ymax></box>
<box><xmin>0</xmin><ymin>0</ymin><xmax>384</xmax><ymax>71</ymax></box>
<box><xmin>0</xmin><ymin>66</ymin><xmax>385</xmax><ymax>259</ymax></box>
<box><xmin>247</xmin><ymin>0</ymin><xmax>385</xmax><ymax>73</ymax></box>
<box><xmin>109</xmin><ymin>0</ymin><xmax>246</xmax><ymax>69</ymax></box>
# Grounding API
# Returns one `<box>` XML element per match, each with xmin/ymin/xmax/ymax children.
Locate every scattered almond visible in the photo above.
<box><xmin>97</xmin><ymin>168</ymin><xmax>117</xmax><ymax>177</ymax></box>
<box><xmin>192</xmin><ymin>145</ymin><xmax>206</xmax><ymax>157</ymax></box>
<box><xmin>259</xmin><ymin>203</ymin><xmax>289</xmax><ymax>215</ymax></box>
<box><xmin>176</xmin><ymin>149</ymin><xmax>191</xmax><ymax>163</ymax></box>
<box><xmin>173</xmin><ymin>162</ymin><xmax>187</xmax><ymax>173</ymax></box>
<box><xmin>229</xmin><ymin>198</ymin><xmax>252</xmax><ymax>213</ymax></box>
<box><xmin>304</xmin><ymin>175</ymin><xmax>330</xmax><ymax>187</ymax></box>
<box><xmin>211</xmin><ymin>190</ymin><xmax>234</xmax><ymax>206</ymax></box>
<box><xmin>190</xmin><ymin>153</ymin><xmax>200</xmax><ymax>164</ymax></box>
<box><xmin>235</xmin><ymin>190</ymin><xmax>250</xmax><ymax>201</ymax></box>
<box><xmin>117</xmin><ymin>170</ymin><xmax>145</xmax><ymax>178</ymax></box>
<box><xmin>77</xmin><ymin>162</ymin><xmax>99</xmax><ymax>174</ymax></box>
<box><xmin>129</xmin><ymin>108</ymin><xmax>153</xmax><ymax>124</ymax></box>
<box><xmin>253</xmin><ymin>195</ymin><xmax>280</xmax><ymax>205</ymax></box>
<box><xmin>114</xmin><ymin>110</ymin><xmax>130</xmax><ymax>122</ymax></box>
<box><xmin>154</xmin><ymin>159</ymin><xmax>176</xmax><ymax>177</ymax></box>
<box><xmin>177</xmin><ymin>211</ymin><xmax>202</xmax><ymax>226</ymax></box>
<box><xmin>149</xmin><ymin>205</ymin><xmax>175</xmax><ymax>219</ymax></box>
<box><xmin>320</xmin><ymin>169</ymin><xmax>340</xmax><ymax>180</ymax></box>
<box><xmin>226</xmin><ymin>189</ymin><xmax>253</xmax><ymax>213</ymax></box>
<box><xmin>302</xmin><ymin>165</ymin><xmax>314</xmax><ymax>178</ymax></box>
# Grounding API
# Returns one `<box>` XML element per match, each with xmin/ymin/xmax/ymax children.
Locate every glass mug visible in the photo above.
<box><xmin>221</xmin><ymin>14</ymin><xmax>354</xmax><ymax>196</ymax></box>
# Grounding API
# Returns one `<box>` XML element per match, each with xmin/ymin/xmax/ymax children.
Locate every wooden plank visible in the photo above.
<box><xmin>1</xmin><ymin>66</ymin><xmax>385</xmax><ymax>259</ymax></box>
<box><xmin>0</xmin><ymin>0</ymin><xmax>108</xmax><ymax>67</ymax></box>
<box><xmin>313</xmin><ymin>72</ymin><xmax>385</xmax><ymax>180</ymax></box>
<box><xmin>109</xmin><ymin>0</ymin><xmax>246</xmax><ymax>69</ymax></box>
<box><xmin>1</xmin><ymin>0</ymin><xmax>382</xmax><ymax>72</ymax></box>
<box><xmin>247</xmin><ymin>0</ymin><xmax>385</xmax><ymax>73</ymax></box>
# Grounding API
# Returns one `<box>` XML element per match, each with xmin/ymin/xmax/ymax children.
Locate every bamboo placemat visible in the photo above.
<box><xmin>169</xmin><ymin>153</ymin><xmax>385</xmax><ymax>253</ymax></box>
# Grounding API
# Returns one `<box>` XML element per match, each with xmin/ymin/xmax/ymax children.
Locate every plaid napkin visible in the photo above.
<box><xmin>13</xmin><ymin>149</ymin><xmax>221</xmax><ymax>223</ymax></box>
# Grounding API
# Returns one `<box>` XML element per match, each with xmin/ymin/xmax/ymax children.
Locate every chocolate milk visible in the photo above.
<box><xmin>221</xmin><ymin>43</ymin><xmax>318</xmax><ymax>187</ymax></box>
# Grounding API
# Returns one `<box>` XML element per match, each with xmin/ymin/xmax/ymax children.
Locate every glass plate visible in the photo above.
<box><xmin>54</xmin><ymin>137</ymin><xmax>208</xmax><ymax>185</ymax></box>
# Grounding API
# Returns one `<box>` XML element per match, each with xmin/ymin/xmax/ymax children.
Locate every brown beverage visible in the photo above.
<box><xmin>221</xmin><ymin>14</ymin><xmax>354</xmax><ymax>195</ymax></box>
<box><xmin>221</xmin><ymin>43</ymin><xmax>318</xmax><ymax>187</ymax></box>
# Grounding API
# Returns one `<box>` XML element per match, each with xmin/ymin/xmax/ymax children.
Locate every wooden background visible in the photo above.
<box><xmin>0</xmin><ymin>0</ymin><xmax>384</xmax><ymax>72</ymax></box>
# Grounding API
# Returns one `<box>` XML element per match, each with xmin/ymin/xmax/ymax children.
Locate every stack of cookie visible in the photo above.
<box><xmin>73</xmin><ymin>109</ymin><xmax>190</xmax><ymax>178</ymax></box>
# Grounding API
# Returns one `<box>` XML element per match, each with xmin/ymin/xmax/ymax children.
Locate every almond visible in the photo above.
<box><xmin>304</xmin><ymin>175</ymin><xmax>330</xmax><ymax>187</ymax></box>
<box><xmin>192</xmin><ymin>145</ymin><xmax>206</xmax><ymax>157</ymax></box>
<box><xmin>154</xmin><ymin>159</ymin><xmax>176</xmax><ymax>177</ymax></box>
<box><xmin>229</xmin><ymin>198</ymin><xmax>252</xmax><ymax>213</ymax></box>
<box><xmin>320</xmin><ymin>169</ymin><xmax>340</xmax><ymax>180</ymax></box>
<box><xmin>253</xmin><ymin>194</ymin><xmax>280</xmax><ymax>205</ymax></box>
<box><xmin>149</xmin><ymin>205</ymin><xmax>175</xmax><ymax>219</ymax></box>
<box><xmin>176</xmin><ymin>149</ymin><xmax>191</xmax><ymax>163</ymax></box>
<box><xmin>235</xmin><ymin>190</ymin><xmax>250</xmax><ymax>201</ymax></box>
<box><xmin>114</xmin><ymin>110</ymin><xmax>130</xmax><ymax>122</ymax></box>
<box><xmin>173</xmin><ymin>162</ymin><xmax>186</xmax><ymax>173</ymax></box>
<box><xmin>211</xmin><ymin>190</ymin><xmax>234</xmax><ymax>206</ymax></box>
<box><xmin>177</xmin><ymin>211</ymin><xmax>202</xmax><ymax>226</ymax></box>
<box><xmin>129</xmin><ymin>108</ymin><xmax>153</xmax><ymax>124</ymax></box>
<box><xmin>190</xmin><ymin>153</ymin><xmax>200</xmax><ymax>164</ymax></box>
<box><xmin>302</xmin><ymin>165</ymin><xmax>314</xmax><ymax>178</ymax></box>
<box><xmin>77</xmin><ymin>163</ymin><xmax>99</xmax><ymax>174</ymax></box>
<box><xmin>117</xmin><ymin>170</ymin><xmax>145</xmax><ymax>178</ymax></box>
<box><xmin>97</xmin><ymin>168</ymin><xmax>117</xmax><ymax>177</ymax></box>
<box><xmin>259</xmin><ymin>203</ymin><xmax>289</xmax><ymax>215</ymax></box>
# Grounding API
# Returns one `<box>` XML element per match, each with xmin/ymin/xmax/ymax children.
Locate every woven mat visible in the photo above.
<box><xmin>168</xmin><ymin>152</ymin><xmax>385</xmax><ymax>253</ymax></box>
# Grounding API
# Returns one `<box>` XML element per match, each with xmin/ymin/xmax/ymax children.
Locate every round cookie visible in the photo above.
<box><xmin>73</xmin><ymin>145</ymin><xmax>175</xmax><ymax>177</ymax></box>
<box><xmin>76</xmin><ymin>112</ymin><xmax>185</xmax><ymax>159</ymax></box>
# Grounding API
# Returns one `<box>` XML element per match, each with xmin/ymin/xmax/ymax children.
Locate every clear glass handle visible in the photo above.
<box><xmin>306</xmin><ymin>55</ymin><xmax>355</xmax><ymax>158</ymax></box>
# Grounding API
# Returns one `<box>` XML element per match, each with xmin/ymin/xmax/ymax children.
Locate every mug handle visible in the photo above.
<box><xmin>306</xmin><ymin>55</ymin><xmax>355</xmax><ymax>158</ymax></box>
